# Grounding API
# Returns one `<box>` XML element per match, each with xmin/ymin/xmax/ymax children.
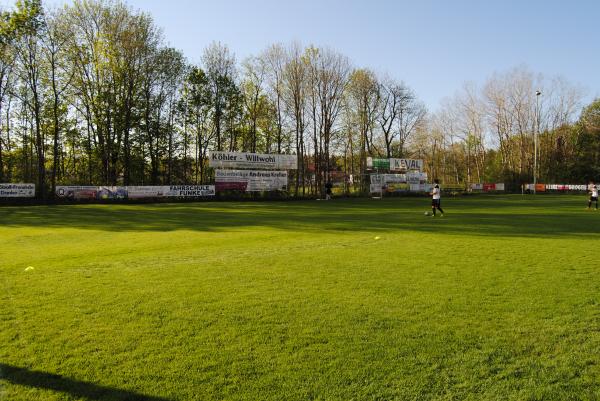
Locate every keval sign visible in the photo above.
<box><xmin>367</xmin><ymin>157</ymin><xmax>423</xmax><ymax>171</ymax></box>
<box><xmin>389</xmin><ymin>158</ymin><xmax>423</xmax><ymax>171</ymax></box>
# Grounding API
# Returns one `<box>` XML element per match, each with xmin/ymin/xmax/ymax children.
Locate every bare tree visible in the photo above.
<box><xmin>263</xmin><ymin>43</ymin><xmax>286</xmax><ymax>153</ymax></box>
<box><xmin>202</xmin><ymin>41</ymin><xmax>236</xmax><ymax>151</ymax></box>
<box><xmin>282</xmin><ymin>42</ymin><xmax>306</xmax><ymax>195</ymax></box>
<box><xmin>241</xmin><ymin>55</ymin><xmax>267</xmax><ymax>152</ymax></box>
<box><xmin>315</xmin><ymin>48</ymin><xmax>351</xmax><ymax>192</ymax></box>
<box><xmin>346</xmin><ymin>68</ymin><xmax>378</xmax><ymax>191</ymax></box>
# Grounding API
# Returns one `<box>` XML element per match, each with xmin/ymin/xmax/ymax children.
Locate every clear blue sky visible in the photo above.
<box><xmin>4</xmin><ymin>0</ymin><xmax>600</xmax><ymax>111</ymax></box>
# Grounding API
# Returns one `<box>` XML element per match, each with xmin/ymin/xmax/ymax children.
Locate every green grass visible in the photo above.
<box><xmin>1</xmin><ymin>195</ymin><xmax>599</xmax><ymax>401</ymax></box>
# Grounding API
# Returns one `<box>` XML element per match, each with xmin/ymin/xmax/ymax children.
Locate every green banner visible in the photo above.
<box><xmin>368</xmin><ymin>158</ymin><xmax>390</xmax><ymax>169</ymax></box>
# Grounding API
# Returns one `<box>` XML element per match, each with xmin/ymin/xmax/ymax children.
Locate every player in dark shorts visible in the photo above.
<box><xmin>588</xmin><ymin>182</ymin><xmax>598</xmax><ymax>210</ymax></box>
<box><xmin>430</xmin><ymin>179</ymin><xmax>444</xmax><ymax>217</ymax></box>
<box><xmin>325</xmin><ymin>181</ymin><xmax>333</xmax><ymax>200</ymax></box>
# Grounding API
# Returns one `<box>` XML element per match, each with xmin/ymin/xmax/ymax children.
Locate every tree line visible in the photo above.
<box><xmin>1</xmin><ymin>0</ymin><xmax>599</xmax><ymax>199</ymax></box>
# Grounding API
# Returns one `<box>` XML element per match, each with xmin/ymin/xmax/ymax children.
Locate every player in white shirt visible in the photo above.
<box><xmin>430</xmin><ymin>179</ymin><xmax>444</xmax><ymax>217</ymax></box>
<box><xmin>588</xmin><ymin>182</ymin><xmax>598</xmax><ymax>210</ymax></box>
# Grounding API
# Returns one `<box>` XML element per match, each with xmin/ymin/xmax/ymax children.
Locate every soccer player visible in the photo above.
<box><xmin>325</xmin><ymin>181</ymin><xmax>333</xmax><ymax>200</ymax></box>
<box><xmin>588</xmin><ymin>182</ymin><xmax>598</xmax><ymax>210</ymax></box>
<box><xmin>430</xmin><ymin>179</ymin><xmax>444</xmax><ymax>217</ymax></box>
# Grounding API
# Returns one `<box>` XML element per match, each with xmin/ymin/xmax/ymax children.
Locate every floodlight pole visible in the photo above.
<box><xmin>534</xmin><ymin>90</ymin><xmax>541</xmax><ymax>194</ymax></box>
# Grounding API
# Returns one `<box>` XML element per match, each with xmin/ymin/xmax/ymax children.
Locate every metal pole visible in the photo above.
<box><xmin>534</xmin><ymin>91</ymin><xmax>541</xmax><ymax>194</ymax></box>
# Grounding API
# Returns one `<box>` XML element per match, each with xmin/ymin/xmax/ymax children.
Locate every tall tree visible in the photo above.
<box><xmin>202</xmin><ymin>41</ymin><xmax>236</xmax><ymax>151</ymax></box>
<box><xmin>346</xmin><ymin>68</ymin><xmax>379</xmax><ymax>191</ymax></box>
<box><xmin>12</xmin><ymin>0</ymin><xmax>45</xmax><ymax>197</ymax></box>
<box><xmin>41</xmin><ymin>8</ymin><xmax>71</xmax><ymax>195</ymax></box>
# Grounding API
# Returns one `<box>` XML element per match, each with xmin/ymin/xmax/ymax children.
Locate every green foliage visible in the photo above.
<box><xmin>1</xmin><ymin>0</ymin><xmax>598</xmax><ymax>195</ymax></box>
<box><xmin>8</xmin><ymin>0</ymin><xmax>43</xmax><ymax>36</ymax></box>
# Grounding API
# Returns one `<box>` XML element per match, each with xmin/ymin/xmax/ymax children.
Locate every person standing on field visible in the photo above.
<box><xmin>588</xmin><ymin>182</ymin><xmax>598</xmax><ymax>210</ymax></box>
<box><xmin>430</xmin><ymin>179</ymin><xmax>444</xmax><ymax>217</ymax></box>
<box><xmin>325</xmin><ymin>181</ymin><xmax>333</xmax><ymax>200</ymax></box>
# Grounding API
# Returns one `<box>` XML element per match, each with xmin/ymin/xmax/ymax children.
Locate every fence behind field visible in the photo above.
<box><xmin>1</xmin><ymin>181</ymin><xmax>593</xmax><ymax>203</ymax></box>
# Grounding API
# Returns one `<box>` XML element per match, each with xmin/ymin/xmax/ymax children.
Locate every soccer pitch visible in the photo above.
<box><xmin>1</xmin><ymin>195</ymin><xmax>599</xmax><ymax>401</ymax></box>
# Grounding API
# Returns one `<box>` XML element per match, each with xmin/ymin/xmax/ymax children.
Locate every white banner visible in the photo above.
<box><xmin>370</xmin><ymin>173</ymin><xmax>428</xmax><ymax>193</ymax></box>
<box><xmin>409</xmin><ymin>183</ymin><xmax>433</xmax><ymax>192</ymax></box>
<box><xmin>97</xmin><ymin>186</ymin><xmax>128</xmax><ymax>199</ymax></box>
<box><xmin>369</xmin><ymin>175</ymin><xmax>383</xmax><ymax>193</ymax></box>
<box><xmin>390</xmin><ymin>158</ymin><xmax>423</xmax><ymax>172</ymax></box>
<box><xmin>0</xmin><ymin>183</ymin><xmax>35</xmax><ymax>197</ymax></box>
<box><xmin>56</xmin><ymin>185</ymin><xmax>215</xmax><ymax>199</ymax></box>
<box><xmin>370</xmin><ymin>184</ymin><xmax>383</xmax><ymax>194</ymax></box>
<box><xmin>406</xmin><ymin>172</ymin><xmax>425</xmax><ymax>184</ymax></box>
<box><xmin>126</xmin><ymin>186</ymin><xmax>167</xmax><ymax>199</ymax></box>
<box><xmin>568</xmin><ymin>184</ymin><xmax>588</xmax><ymax>191</ymax></box>
<box><xmin>208</xmin><ymin>151</ymin><xmax>297</xmax><ymax>170</ymax></box>
<box><xmin>371</xmin><ymin>173</ymin><xmax>426</xmax><ymax>185</ymax></box>
<box><xmin>164</xmin><ymin>185</ymin><xmax>215</xmax><ymax>197</ymax></box>
<box><xmin>56</xmin><ymin>186</ymin><xmax>99</xmax><ymax>200</ymax></box>
<box><xmin>215</xmin><ymin>170</ymin><xmax>288</xmax><ymax>192</ymax></box>
<box><xmin>539</xmin><ymin>184</ymin><xmax>588</xmax><ymax>191</ymax></box>
<box><xmin>382</xmin><ymin>174</ymin><xmax>407</xmax><ymax>184</ymax></box>
<box><xmin>370</xmin><ymin>174</ymin><xmax>385</xmax><ymax>186</ymax></box>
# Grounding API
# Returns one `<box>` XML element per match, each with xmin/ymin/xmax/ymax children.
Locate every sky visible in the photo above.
<box><xmin>3</xmin><ymin>0</ymin><xmax>599</xmax><ymax>112</ymax></box>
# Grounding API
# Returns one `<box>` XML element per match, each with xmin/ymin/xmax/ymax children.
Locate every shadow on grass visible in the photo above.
<box><xmin>0</xmin><ymin>363</ymin><xmax>171</xmax><ymax>401</ymax></box>
<box><xmin>0</xmin><ymin>196</ymin><xmax>597</xmax><ymax>238</ymax></box>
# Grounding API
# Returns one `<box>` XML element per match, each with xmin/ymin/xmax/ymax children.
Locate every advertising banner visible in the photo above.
<box><xmin>208</xmin><ymin>151</ymin><xmax>297</xmax><ymax>170</ymax></box>
<box><xmin>542</xmin><ymin>184</ymin><xmax>587</xmax><ymax>191</ymax></box>
<box><xmin>483</xmin><ymin>183</ymin><xmax>496</xmax><ymax>192</ymax></box>
<box><xmin>407</xmin><ymin>172</ymin><xmax>427</xmax><ymax>184</ymax></box>
<box><xmin>389</xmin><ymin>158</ymin><xmax>423</xmax><ymax>172</ymax></box>
<box><xmin>165</xmin><ymin>185</ymin><xmax>215</xmax><ymax>197</ymax></box>
<box><xmin>367</xmin><ymin>157</ymin><xmax>423</xmax><ymax>171</ymax></box>
<box><xmin>56</xmin><ymin>186</ymin><xmax>99</xmax><ymax>200</ymax></box>
<box><xmin>370</xmin><ymin>184</ymin><xmax>383</xmax><ymax>194</ymax></box>
<box><xmin>126</xmin><ymin>186</ymin><xmax>167</xmax><ymax>199</ymax></box>
<box><xmin>370</xmin><ymin>174</ymin><xmax>385</xmax><ymax>186</ymax></box>
<box><xmin>126</xmin><ymin>185</ymin><xmax>215</xmax><ymax>198</ymax></box>
<box><xmin>215</xmin><ymin>170</ymin><xmax>288</xmax><ymax>192</ymax></box>
<box><xmin>567</xmin><ymin>184</ymin><xmax>588</xmax><ymax>191</ymax></box>
<box><xmin>495</xmin><ymin>183</ymin><xmax>505</xmax><ymax>191</ymax></box>
<box><xmin>97</xmin><ymin>186</ymin><xmax>128</xmax><ymax>200</ymax></box>
<box><xmin>386</xmin><ymin>183</ymin><xmax>410</xmax><ymax>193</ymax></box>
<box><xmin>371</xmin><ymin>173</ymin><xmax>426</xmax><ymax>185</ymax></box>
<box><xmin>0</xmin><ymin>183</ymin><xmax>35</xmax><ymax>197</ymax></box>
<box><xmin>366</xmin><ymin>157</ymin><xmax>390</xmax><ymax>169</ymax></box>
<box><xmin>409</xmin><ymin>183</ymin><xmax>433</xmax><ymax>192</ymax></box>
<box><xmin>370</xmin><ymin>173</ymin><xmax>428</xmax><ymax>193</ymax></box>
<box><xmin>369</xmin><ymin>174</ymin><xmax>384</xmax><ymax>193</ymax></box>
<box><xmin>56</xmin><ymin>185</ymin><xmax>215</xmax><ymax>200</ymax></box>
<box><xmin>471</xmin><ymin>183</ymin><xmax>483</xmax><ymax>190</ymax></box>
<box><xmin>382</xmin><ymin>174</ymin><xmax>407</xmax><ymax>184</ymax></box>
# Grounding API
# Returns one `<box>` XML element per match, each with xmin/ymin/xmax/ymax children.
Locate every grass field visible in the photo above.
<box><xmin>1</xmin><ymin>195</ymin><xmax>599</xmax><ymax>401</ymax></box>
